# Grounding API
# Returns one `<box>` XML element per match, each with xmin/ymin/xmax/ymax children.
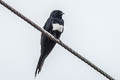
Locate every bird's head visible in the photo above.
<box><xmin>50</xmin><ymin>10</ymin><xmax>64</xmax><ymax>19</ymax></box>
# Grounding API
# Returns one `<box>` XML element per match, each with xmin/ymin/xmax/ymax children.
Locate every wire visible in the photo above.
<box><xmin>0</xmin><ymin>0</ymin><xmax>115</xmax><ymax>80</ymax></box>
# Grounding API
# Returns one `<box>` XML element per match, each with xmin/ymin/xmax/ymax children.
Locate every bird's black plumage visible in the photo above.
<box><xmin>35</xmin><ymin>10</ymin><xmax>64</xmax><ymax>77</ymax></box>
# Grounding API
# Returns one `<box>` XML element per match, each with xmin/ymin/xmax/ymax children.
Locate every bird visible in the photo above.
<box><xmin>35</xmin><ymin>10</ymin><xmax>64</xmax><ymax>77</ymax></box>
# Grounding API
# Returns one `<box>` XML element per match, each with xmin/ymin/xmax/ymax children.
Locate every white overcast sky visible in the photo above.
<box><xmin>0</xmin><ymin>0</ymin><xmax>120</xmax><ymax>80</ymax></box>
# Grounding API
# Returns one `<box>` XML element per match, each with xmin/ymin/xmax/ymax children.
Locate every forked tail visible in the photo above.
<box><xmin>35</xmin><ymin>56</ymin><xmax>45</xmax><ymax>77</ymax></box>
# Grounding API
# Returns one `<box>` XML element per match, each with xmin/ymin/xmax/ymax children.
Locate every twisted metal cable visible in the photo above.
<box><xmin>0</xmin><ymin>0</ymin><xmax>115</xmax><ymax>80</ymax></box>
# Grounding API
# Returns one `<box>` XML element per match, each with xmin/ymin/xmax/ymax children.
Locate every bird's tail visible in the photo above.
<box><xmin>35</xmin><ymin>56</ymin><xmax>45</xmax><ymax>78</ymax></box>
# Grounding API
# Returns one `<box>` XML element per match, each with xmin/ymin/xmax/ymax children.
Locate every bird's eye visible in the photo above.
<box><xmin>55</xmin><ymin>12</ymin><xmax>58</xmax><ymax>14</ymax></box>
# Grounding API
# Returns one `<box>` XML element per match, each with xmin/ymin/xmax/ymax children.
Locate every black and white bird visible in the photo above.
<box><xmin>35</xmin><ymin>10</ymin><xmax>64</xmax><ymax>77</ymax></box>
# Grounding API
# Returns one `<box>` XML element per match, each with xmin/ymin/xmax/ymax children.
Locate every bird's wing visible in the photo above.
<box><xmin>43</xmin><ymin>18</ymin><xmax>52</xmax><ymax>32</ymax></box>
<box><xmin>41</xmin><ymin>18</ymin><xmax>53</xmax><ymax>54</ymax></box>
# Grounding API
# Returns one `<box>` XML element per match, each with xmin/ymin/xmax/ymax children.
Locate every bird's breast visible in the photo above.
<box><xmin>52</xmin><ymin>23</ymin><xmax>64</xmax><ymax>32</ymax></box>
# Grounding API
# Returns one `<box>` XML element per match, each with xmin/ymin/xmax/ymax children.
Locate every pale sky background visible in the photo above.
<box><xmin>0</xmin><ymin>0</ymin><xmax>120</xmax><ymax>80</ymax></box>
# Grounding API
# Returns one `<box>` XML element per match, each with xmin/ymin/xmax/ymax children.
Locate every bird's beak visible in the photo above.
<box><xmin>62</xmin><ymin>12</ymin><xmax>64</xmax><ymax>15</ymax></box>
<box><xmin>61</xmin><ymin>12</ymin><xmax>64</xmax><ymax>15</ymax></box>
